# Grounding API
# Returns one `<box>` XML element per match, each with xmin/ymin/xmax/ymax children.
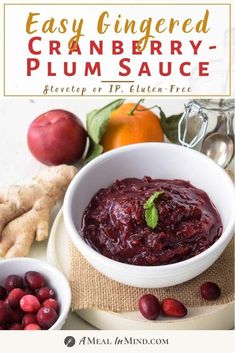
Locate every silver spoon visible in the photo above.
<box><xmin>201</xmin><ymin>112</ymin><xmax>234</xmax><ymax>168</ymax></box>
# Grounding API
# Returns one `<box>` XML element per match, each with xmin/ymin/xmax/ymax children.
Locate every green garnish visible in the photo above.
<box><xmin>84</xmin><ymin>99</ymin><xmax>125</xmax><ymax>165</ymax></box>
<box><xmin>144</xmin><ymin>191</ymin><xmax>164</xmax><ymax>229</ymax></box>
<box><xmin>158</xmin><ymin>106</ymin><xmax>183</xmax><ymax>144</ymax></box>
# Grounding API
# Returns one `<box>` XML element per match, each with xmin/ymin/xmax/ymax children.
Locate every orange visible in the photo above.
<box><xmin>101</xmin><ymin>103</ymin><xmax>164</xmax><ymax>152</ymax></box>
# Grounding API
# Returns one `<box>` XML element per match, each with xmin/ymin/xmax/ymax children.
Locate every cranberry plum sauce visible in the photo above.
<box><xmin>81</xmin><ymin>177</ymin><xmax>223</xmax><ymax>266</ymax></box>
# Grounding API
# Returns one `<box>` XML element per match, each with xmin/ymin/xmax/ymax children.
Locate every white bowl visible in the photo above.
<box><xmin>63</xmin><ymin>143</ymin><xmax>235</xmax><ymax>288</ymax></box>
<box><xmin>0</xmin><ymin>257</ymin><xmax>71</xmax><ymax>329</ymax></box>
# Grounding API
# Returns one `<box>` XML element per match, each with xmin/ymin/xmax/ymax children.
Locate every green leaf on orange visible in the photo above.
<box><xmin>84</xmin><ymin>99</ymin><xmax>125</xmax><ymax>164</ymax></box>
<box><xmin>83</xmin><ymin>138</ymin><xmax>103</xmax><ymax>165</ymax></box>
<box><xmin>86</xmin><ymin>99</ymin><xmax>125</xmax><ymax>144</ymax></box>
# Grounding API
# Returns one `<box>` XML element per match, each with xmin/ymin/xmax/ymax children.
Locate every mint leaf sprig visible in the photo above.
<box><xmin>144</xmin><ymin>191</ymin><xmax>164</xmax><ymax>230</ymax></box>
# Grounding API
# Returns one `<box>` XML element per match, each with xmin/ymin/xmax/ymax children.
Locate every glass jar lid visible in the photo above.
<box><xmin>192</xmin><ymin>99</ymin><xmax>235</xmax><ymax>111</ymax></box>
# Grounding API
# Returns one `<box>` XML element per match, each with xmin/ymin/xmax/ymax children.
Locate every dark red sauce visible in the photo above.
<box><xmin>81</xmin><ymin>177</ymin><xmax>223</xmax><ymax>266</ymax></box>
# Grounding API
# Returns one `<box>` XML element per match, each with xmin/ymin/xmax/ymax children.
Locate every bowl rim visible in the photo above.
<box><xmin>64</xmin><ymin>142</ymin><xmax>235</xmax><ymax>273</ymax></box>
<box><xmin>0</xmin><ymin>257</ymin><xmax>71</xmax><ymax>329</ymax></box>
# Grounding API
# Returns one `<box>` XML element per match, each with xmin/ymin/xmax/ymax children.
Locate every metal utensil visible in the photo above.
<box><xmin>201</xmin><ymin>113</ymin><xmax>234</xmax><ymax>168</ymax></box>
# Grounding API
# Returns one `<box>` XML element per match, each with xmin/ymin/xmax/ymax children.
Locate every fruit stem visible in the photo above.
<box><xmin>136</xmin><ymin>104</ymin><xmax>162</xmax><ymax>113</ymax></box>
<box><xmin>128</xmin><ymin>99</ymin><xmax>145</xmax><ymax>115</ymax></box>
<box><xmin>128</xmin><ymin>100</ymin><xmax>162</xmax><ymax>116</ymax></box>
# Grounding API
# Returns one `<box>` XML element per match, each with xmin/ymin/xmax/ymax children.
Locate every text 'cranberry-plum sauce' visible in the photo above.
<box><xmin>81</xmin><ymin>177</ymin><xmax>222</xmax><ymax>266</ymax></box>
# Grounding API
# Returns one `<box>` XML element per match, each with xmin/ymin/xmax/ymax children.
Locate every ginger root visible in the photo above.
<box><xmin>0</xmin><ymin>165</ymin><xmax>77</xmax><ymax>258</ymax></box>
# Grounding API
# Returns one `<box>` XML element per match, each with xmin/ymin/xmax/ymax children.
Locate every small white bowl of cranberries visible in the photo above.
<box><xmin>0</xmin><ymin>258</ymin><xmax>71</xmax><ymax>330</ymax></box>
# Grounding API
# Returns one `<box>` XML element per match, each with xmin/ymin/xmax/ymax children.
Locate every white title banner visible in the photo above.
<box><xmin>4</xmin><ymin>3</ymin><xmax>231</xmax><ymax>96</ymax></box>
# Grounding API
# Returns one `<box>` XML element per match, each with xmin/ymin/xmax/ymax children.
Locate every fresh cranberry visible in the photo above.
<box><xmin>200</xmin><ymin>282</ymin><xmax>221</xmax><ymax>300</ymax></box>
<box><xmin>4</xmin><ymin>275</ymin><xmax>23</xmax><ymax>292</ymax></box>
<box><xmin>24</xmin><ymin>287</ymin><xmax>34</xmax><ymax>295</ymax></box>
<box><xmin>36</xmin><ymin>287</ymin><xmax>55</xmax><ymax>303</ymax></box>
<box><xmin>10</xmin><ymin>323</ymin><xmax>24</xmax><ymax>330</ymax></box>
<box><xmin>25</xmin><ymin>271</ymin><xmax>46</xmax><ymax>290</ymax></box>
<box><xmin>37</xmin><ymin>307</ymin><xmax>58</xmax><ymax>329</ymax></box>
<box><xmin>42</xmin><ymin>299</ymin><xmax>59</xmax><ymax>312</ymax></box>
<box><xmin>0</xmin><ymin>286</ymin><xmax>7</xmax><ymax>300</ymax></box>
<box><xmin>161</xmin><ymin>298</ymin><xmax>187</xmax><ymax>318</ymax></box>
<box><xmin>138</xmin><ymin>294</ymin><xmax>161</xmax><ymax>320</ymax></box>
<box><xmin>24</xmin><ymin>323</ymin><xmax>41</xmax><ymax>330</ymax></box>
<box><xmin>11</xmin><ymin>308</ymin><xmax>23</xmax><ymax>323</ymax></box>
<box><xmin>22</xmin><ymin>313</ymin><xmax>37</xmax><ymax>327</ymax></box>
<box><xmin>0</xmin><ymin>300</ymin><xmax>13</xmax><ymax>324</ymax></box>
<box><xmin>8</xmin><ymin>288</ymin><xmax>25</xmax><ymax>309</ymax></box>
<box><xmin>20</xmin><ymin>295</ymin><xmax>41</xmax><ymax>313</ymax></box>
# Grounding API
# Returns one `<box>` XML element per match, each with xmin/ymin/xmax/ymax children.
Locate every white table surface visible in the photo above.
<box><xmin>0</xmin><ymin>98</ymin><xmax>232</xmax><ymax>329</ymax></box>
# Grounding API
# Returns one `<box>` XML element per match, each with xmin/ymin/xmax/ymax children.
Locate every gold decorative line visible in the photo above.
<box><xmin>229</xmin><ymin>3</ymin><xmax>231</xmax><ymax>96</ymax></box>
<box><xmin>101</xmin><ymin>80</ymin><xmax>135</xmax><ymax>83</ymax></box>
<box><xmin>3</xmin><ymin>94</ymin><xmax>231</xmax><ymax>98</ymax></box>
<box><xmin>3</xmin><ymin>4</ymin><xmax>6</xmax><ymax>96</ymax></box>
<box><xmin>4</xmin><ymin>3</ymin><xmax>231</xmax><ymax>6</ymax></box>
